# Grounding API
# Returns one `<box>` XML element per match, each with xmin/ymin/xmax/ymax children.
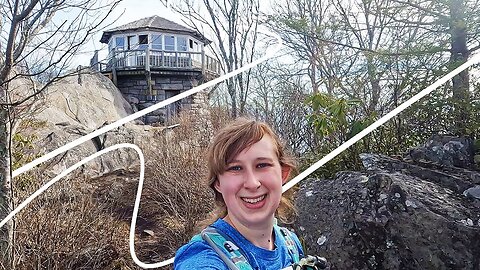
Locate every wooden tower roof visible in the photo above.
<box><xmin>100</xmin><ymin>15</ymin><xmax>211</xmax><ymax>44</ymax></box>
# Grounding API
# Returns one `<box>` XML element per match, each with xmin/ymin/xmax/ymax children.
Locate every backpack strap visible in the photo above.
<box><xmin>200</xmin><ymin>225</ymin><xmax>301</xmax><ymax>269</ymax></box>
<box><xmin>201</xmin><ymin>226</ymin><xmax>254</xmax><ymax>270</ymax></box>
<box><xmin>277</xmin><ymin>226</ymin><xmax>300</xmax><ymax>264</ymax></box>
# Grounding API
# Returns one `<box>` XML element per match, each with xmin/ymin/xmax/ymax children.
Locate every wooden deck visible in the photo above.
<box><xmin>98</xmin><ymin>48</ymin><xmax>221</xmax><ymax>76</ymax></box>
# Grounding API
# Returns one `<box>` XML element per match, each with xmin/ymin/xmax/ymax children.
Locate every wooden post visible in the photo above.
<box><xmin>112</xmin><ymin>68</ymin><xmax>117</xmax><ymax>86</ymax></box>
<box><xmin>145</xmin><ymin>47</ymin><xmax>153</xmax><ymax>96</ymax></box>
<box><xmin>175</xmin><ymin>51</ymin><xmax>178</xmax><ymax>68</ymax></box>
<box><xmin>201</xmin><ymin>44</ymin><xmax>205</xmax><ymax>75</ymax></box>
<box><xmin>77</xmin><ymin>65</ymin><xmax>82</xmax><ymax>85</ymax></box>
<box><xmin>112</xmin><ymin>48</ymin><xmax>117</xmax><ymax>86</ymax></box>
<box><xmin>188</xmin><ymin>52</ymin><xmax>192</xmax><ymax>68</ymax></box>
<box><xmin>161</xmin><ymin>50</ymin><xmax>164</xmax><ymax>67</ymax></box>
<box><xmin>146</xmin><ymin>70</ymin><xmax>152</xmax><ymax>97</ymax></box>
<box><xmin>145</xmin><ymin>47</ymin><xmax>151</xmax><ymax>72</ymax></box>
<box><xmin>90</xmin><ymin>50</ymin><xmax>99</xmax><ymax>71</ymax></box>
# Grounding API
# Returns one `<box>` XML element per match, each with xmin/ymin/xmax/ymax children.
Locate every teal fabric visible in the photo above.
<box><xmin>203</xmin><ymin>229</ymin><xmax>252</xmax><ymax>269</ymax></box>
<box><xmin>174</xmin><ymin>219</ymin><xmax>304</xmax><ymax>270</ymax></box>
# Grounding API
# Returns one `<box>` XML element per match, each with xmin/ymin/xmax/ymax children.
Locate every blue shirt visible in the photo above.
<box><xmin>174</xmin><ymin>219</ymin><xmax>304</xmax><ymax>270</ymax></box>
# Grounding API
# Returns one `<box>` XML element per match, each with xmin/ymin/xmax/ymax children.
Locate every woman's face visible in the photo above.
<box><xmin>214</xmin><ymin>135</ymin><xmax>290</xmax><ymax>228</ymax></box>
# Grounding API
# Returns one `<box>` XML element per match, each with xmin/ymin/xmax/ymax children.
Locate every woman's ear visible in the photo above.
<box><xmin>281</xmin><ymin>166</ymin><xmax>291</xmax><ymax>184</ymax></box>
<box><xmin>213</xmin><ymin>178</ymin><xmax>221</xmax><ymax>193</ymax></box>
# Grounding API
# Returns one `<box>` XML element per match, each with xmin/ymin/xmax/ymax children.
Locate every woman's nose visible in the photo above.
<box><xmin>243</xmin><ymin>169</ymin><xmax>261</xmax><ymax>189</ymax></box>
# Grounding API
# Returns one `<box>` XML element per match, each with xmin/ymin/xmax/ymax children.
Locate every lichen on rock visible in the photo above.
<box><xmin>295</xmin><ymin>136</ymin><xmax>480</xmax><ymax>269</ymax></box>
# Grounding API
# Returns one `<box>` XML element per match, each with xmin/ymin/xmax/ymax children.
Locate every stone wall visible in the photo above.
<box><xmin>115</xmin><ymin>72</ymin><xmax>203</xmax><ymax>124</ymax></box>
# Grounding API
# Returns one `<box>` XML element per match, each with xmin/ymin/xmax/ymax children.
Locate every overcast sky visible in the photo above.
<box><xmin>74</xmin><ymin>0</ymin><xmax>182</xmax><ymax>66</ymax></box>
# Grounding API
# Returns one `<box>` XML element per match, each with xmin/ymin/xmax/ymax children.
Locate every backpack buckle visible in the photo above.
<box><xmin>291</xmin><ymin>255</ymin><xmax>329</xmax><ymax>270</ymax></box>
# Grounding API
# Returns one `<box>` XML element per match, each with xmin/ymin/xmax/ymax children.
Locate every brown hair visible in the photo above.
<box><xmin>203</xmin><ymin>117</ymin><xmax>297</xmax><ymax>226</ymax></box>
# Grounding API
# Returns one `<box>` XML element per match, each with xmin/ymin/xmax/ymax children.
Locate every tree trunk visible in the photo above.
<box><xmin>227</xmin><ymin>77</ymin><xmax>237</xmax><ymax>117</ymax></box>
<box><xmin>367</xmin><ymin>54</ymin><xmax>381</xmax><ymax>113</ymax></box>
<box><xmin>449</xmin><ymin>0</ymin><xmax>470</xmax><ymax>135</ymax></box>
<box><xmin>0</xmin><ymin>87</ymin><xmax>13</xmax><ymax>266</ymax></box>
<box><xmin>237</xmin><ymin>73</ymin><xmax>246</xmax><ymax>115</ymax></box>
<box><xmin>309</xmin><ymin>55</ymin><xmax>319</xmax><ymax>94</ymax></box>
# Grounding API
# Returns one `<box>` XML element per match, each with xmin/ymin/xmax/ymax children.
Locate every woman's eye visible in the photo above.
<box><xmin>227</xmin><ymin>166</ymin><xmax>242</xmax><ymax>171</ymax></box>
<box><xmin>257</xmin><ymin>163</ymin><xmax>272</xmax><ymax>168</ymax></box>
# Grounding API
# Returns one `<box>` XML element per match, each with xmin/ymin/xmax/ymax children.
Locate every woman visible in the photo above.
<box><xmin>174</xmin><ymin>118</ymin><xmax>304</xmax><ymax>270</ymax></box>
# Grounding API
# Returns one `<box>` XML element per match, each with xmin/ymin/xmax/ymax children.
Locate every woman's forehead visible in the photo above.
<box><xmin>228</xmin><ymin>136</ymin><xmax>277</xmax><ymax>161</ymax></box>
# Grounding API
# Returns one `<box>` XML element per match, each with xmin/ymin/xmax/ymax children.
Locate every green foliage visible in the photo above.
<box><xmin>301</xmin><ymin>87</ymin><xmax>478</xmax><ymax>178</ymax></box>
<box><xmin>12</xmin><ymin>133</ymin><xmax>37</xmax><ymax>170</ymax></box>
<box><xmin>347</xmin><ymin>112</ymin><xmax>377</xmax><ymax>139</ymax></box>
<box><xmin>301</xmin><ymin>75</ymin><xmax>480</xmax><ymax>180</ymax></box>
<box><xmin>12</xmin><ymin>119</ymin><xmax>46</xmax><ymax>170</ymax></box>
<box><xmin>298</xmin><ymin>149</ymin><xmax>364</xmax><ymax>179</ymax></box>
<box><xmin>306</xmin><ymin>92</ymin><xmax>364</xmax><ymax>140</ymax></box>
<box><xmin>400</xmin><ymin>82</ymin><xmax>479</xmax><ymax>139</ymax></box>
<box><xmin>282</xmin><ymin>17</ymin><xmax>309</xmax><ymax>31</ymax></box>
<box><xmin>303</xmin><ymin>93</ymin><xmax>376</xmax><ymax>178</ymax></box>
<box><xmin>468</xmin><ymin>83</ymin><xmax>480</xmax><ymax>139</ymax></box>
<box><xmin>12</xmin><ymin>121</ymin><xmax>45</xmax><ymax>191</ymax></box>
<box><xmin>474</xmin><ymin>139</ymin><xmax>480</xmax><ymax>153</ymax></box>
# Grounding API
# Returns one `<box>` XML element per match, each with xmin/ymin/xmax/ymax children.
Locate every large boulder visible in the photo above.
<box><xmin>295</xmin><ymin>138</ymin><xmax>480</xmax><ymax>269</ymax></box>
<box><xmin>30</xmin><ymin>121</ymin><xmax>163</xmax><ymax>179</ymax></box>
<box><xmin>36</xmin><ymin>70</ymin><xmax>134</xmax><ymax>129</ymax></box>
<box><xmin>19</xmin><ymin>71</ymin><xmax>163</xmax><ymax>179</ymax></box>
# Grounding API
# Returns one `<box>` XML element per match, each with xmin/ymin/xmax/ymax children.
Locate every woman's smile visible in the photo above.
<box><xmin>241</xmin><ymin>194</ymin><xmax>267</xmax><ymax>209</ymax></box>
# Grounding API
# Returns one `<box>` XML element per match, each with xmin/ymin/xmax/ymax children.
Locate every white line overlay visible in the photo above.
<box><xmin>11</xmin><ymin>29</ymin><xmax>282</xmax><ymax>179</ymax></box>
<box><xmin>2</xmin><ymin>28</ymin><xmax>479</xmax><ymax>268</ymax></box>
<box><xmin>4</xmin><ymin>29</ymin><xmax>282</xmax><ymax>268</ymax></box>
<box><xmin>282</xmin><ymin>53</ymin><xmax>480</xmax><ymax>192</ymax></box>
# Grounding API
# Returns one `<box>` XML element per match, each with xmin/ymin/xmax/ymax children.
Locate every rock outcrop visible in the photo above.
<box><xmin>295</xmin><ymin>136</ymin><xmax>480</xmax><ymax>269</ymax></box>
<box><xmin>36</xmin><ymin>70</ymin><xmax>133</xmax><ymax>129</ymax></box>
<box><xmin>21</xmin><ymin>70</ymin><xmax>163</xmax><ymax>179</ymax></box>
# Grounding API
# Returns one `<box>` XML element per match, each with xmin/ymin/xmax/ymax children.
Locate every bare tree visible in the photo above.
<box><xmin>270</xmin><ymin>0</ymin><xmax>394</xmax><ymax>114</ymax></box>
<box><xmin>268</xmin><ymin>0</ymin><xmax>346</xmax><ymax>95</ymax></box>
<box><xmin>271</xmin><ymin>0</ymin><xmax>480</xmax><ymax>137</ymax></box>
<box><xmin>172</xmin><ymin>0</ymin><xmax>260</xmax><ymax>116</ymax></box>
<box><xmin>385</xmin><ymin>0</ymin><xmax>480</xmax><ymax>134</ymax></box>
<box><xmin>0</xmin><ymin>0</ymin><xmax>121</xmax><ymax>265</ymax></box>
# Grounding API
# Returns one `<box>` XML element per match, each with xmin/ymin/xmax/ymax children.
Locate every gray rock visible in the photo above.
<box><xmin>36</xmin><ymin>71</ymin><xmax>133</xmax><ymax>129</ymax></box>
<box><xmin>25</xmin><ymin>72</ymin><xmax>164</xmax><ymax>179</ymax></box>
<box><xmin>406</xmin><ymin>135</ymin><xmax>474</xmax><ymax>169</ymax></box>
<box><xmin>359</xmin><ymin>153</ymin><xmax>478</xmax><ymax>192</ymax></box>
<box><xmin>295</xmin><ymin>152</ymin><xmax>480</xmax><ymax>269</ymax></box>
<box><xmin>317</xmin><ymin>235</ymin><xmax>327</xmax><ymax>246</ymax></box>
<box><xmin>145</xmin><ymin>115</ymin><xmax>162</xmax><ymax>124</ymax></box>
<box><xmin>137</xmin><ymin>102</ymin><xmax>156</xmax><ymax>110</ymax></box>
<box><xmin>126</xmin><ymin>95</ymin><xmax>139</xmax><ymax>104</ymax></box>
<box><xmin>160</xmin><ymin>83</ymin><xmax>183</xmax><ymax>90</ymax></box>
<box><xmin>29</xmin><ymin>121</ymin><xmax>163</xmax><ymax>179</ymax></box>
<box><xmin>463</xmin><ymin>185</ymin><xmax>480</xmax><ymax>199</ymax></box>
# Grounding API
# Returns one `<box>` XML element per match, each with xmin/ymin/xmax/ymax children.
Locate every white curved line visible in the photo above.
<box><xmin>6</xmin><ymin>29</ymin><xmax>283</xmax><ymax>268</ymax></box>
<box><xmin>4</xmin><ymin>25</ymin><xmax>479</xmax><ymax>268</ymax></box>
<box><xmin>282</xmin><ymin>52</ymin><xmax>480</xmax><ymax>193</ymax></box>
<box><xmin>12</xmin><ymin>29</ymin><xmax>283</xmax><ymax>178</ymax></box>
<box><xmin>1</xmin><ymin>142</ymin><xmax>174</xmax><ymax>268</ymax></box>
<box><xmin>0</xmin><ymin>143</ymin><xmax>143</xmax><ymax>229</ymax></box>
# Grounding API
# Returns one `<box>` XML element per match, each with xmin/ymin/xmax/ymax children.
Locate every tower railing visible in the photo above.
<box><xmin>97</xmin><ymin>48</ymin><xmax>221</xmax><ymax>76</ymax></box>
